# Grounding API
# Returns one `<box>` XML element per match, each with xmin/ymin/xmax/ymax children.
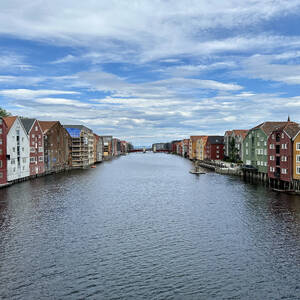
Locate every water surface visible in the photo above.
<box><xmin>0</xmin><ymin>153</ymin><xmax>300</xmax><ymax>299</ymax></box>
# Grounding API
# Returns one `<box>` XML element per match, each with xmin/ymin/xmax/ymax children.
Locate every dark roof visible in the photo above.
<box><xmin>272</xmin><ymin>122</ymin><xmax>300</xmax><ymax>139</ymax></box>
<box><xmin>252</xmin><ymin>122</ymin><xmax>291</xmax><ymax>136</ymax></box>
<box><xmin>207</xmin><ymin>136</ymin><xmax>224</xmax><ymax>144</ymax></box>
<box><xmin>20</xmin><ymin>118</ymin><xmax>36</xmax><ymax>134</ymax></box>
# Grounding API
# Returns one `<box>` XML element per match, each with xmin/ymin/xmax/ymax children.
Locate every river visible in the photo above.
<box><xmin>0</xmin><ymin>153</ymin><xmax>300</xmax><ymax>299</ymax></box>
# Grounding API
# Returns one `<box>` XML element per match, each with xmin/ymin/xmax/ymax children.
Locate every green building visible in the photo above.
<box><xmin>243</xmin><ymin>122</ymin><xmax>288</xmax><ymax>173</ymax></box>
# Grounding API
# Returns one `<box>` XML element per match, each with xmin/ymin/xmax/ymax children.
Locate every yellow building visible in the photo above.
<box><xmin>293</xmin><ymin>132</ymin><xmax>300</xmax><ymax>180</ymax></box>
<box><xmin>196</xmin><ymin>136</ymin><xmax>208</xmax><ymax>160</ymax></box>
<box><xmin>189</xmin><ymin>136</ymin><xmax>203</xmax><ymax>160</ymax></box>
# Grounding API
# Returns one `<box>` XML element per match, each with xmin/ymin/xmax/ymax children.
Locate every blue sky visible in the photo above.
<box><xmin>1</xmin><ymin>0</ymin><xmax>300</xmax><ymax>146</ymax></box>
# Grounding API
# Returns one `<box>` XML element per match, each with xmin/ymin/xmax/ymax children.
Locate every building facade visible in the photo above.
<box><xmin>64</xmin><ymin>125</ymin><xmax>92</xmax><ymax>168</ymax></box>
<box><xmin>196</xmin><ymin>136</ymin><xmax>208</xmax><ymax>161</ymax></box>
<box><xmin>0</xmin><ymin>118</ymin><xmax>8</xmax><ymax>185</ymax></box>
<box><xmin>189</xmin><ymin>136</ymin><xmax>204</xmax><ymax>160</ymax></box>
<box><xmin>21</xmin><ymin>118</ymin><xmax>45</xmax><ymax>176</ymax></box>
<box><xmin>40</xmin><ymin>121</ymin><xmax>71</xmax><ymax>173</ymax></box>
<box><xmin>224</xmin><ymin>130</ymin><xmax>248</xmax><ymax>161</ymax></box>
<box><xmin>293</xmin><ymin>130</ymin><xmax>300</xmax><ymax>180</ymax></box>
<box><xmin>268</xmin><ymin>123</ymin><xmax>300</xmax><ymax>182</ymax></box>
<box><xmin>102</xmin><ymin>136</ymin><xmax>113</xmax><ymax>159</ymax></box>
<box><xmin>243</xmin><ymin>122</ymin><xmax>288</xmax><ymax>174</ymax></box>
<box><xmin>205</xmin><ymin>136</ymin><xmax>224</xmax><ymax>160</ymax></box>
<box><xmin>3</xmin><ymin>116</ymin><xmax>30</xmax><ymax>181</ymax></box>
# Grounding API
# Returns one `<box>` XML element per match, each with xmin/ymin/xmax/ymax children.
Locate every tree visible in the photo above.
<box><xmin>228</xmin><ymin>137</ymin><xmax>239</xmax><ymax>162</ymax></box>
<box><xmin>0</xmin><ymin>107</ymin><xmax>11</xmax><ymax>117</ymax></box>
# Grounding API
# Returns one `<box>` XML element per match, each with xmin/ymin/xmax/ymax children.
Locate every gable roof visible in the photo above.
<box><xmin>207</xmin><ymin>136</ymin><xmax>224</xmax><ymax>144</ymax></box>
<box><xmin>3</xmin><ymin>116</ymin><xmax>17</xmax><ymax>131</ymax></box>
<box><xmin>252</xmin><ymin>122</ymin><xmax>291</xmax><ymax>136</ymax></box>
<box><xmin>283</xmin><ymin>123</ymin><xmax>300</xmax><ymax>139</ymax></box>
<box><xmin>63</xmin><ymin>124</ymin><xmax>92</xmax><ymax>133</ymax></box>
<box><xmin>20</xmin><ymin>118</ymin><xmax>36</xmax><ymax>134</ymax></box>
<box><xmin>39</xmin><ymin>121</ymin><xmax>59</xmax><ymax>134</ymax></box>
<box><xmin>232</xmin><ymin>129</ymin><xmax>249</xmax><ymax>139</ymax></box>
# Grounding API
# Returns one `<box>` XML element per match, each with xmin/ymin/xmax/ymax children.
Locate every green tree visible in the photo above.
<box><xmin>0</xmin><ymin>107</ymin><xmax>11</xmax><ymax>117</ymax></box>
<box><xmin>229</xmin><ymin>137</ymin><xmax>239</xmax><ymax>162</ymax></box>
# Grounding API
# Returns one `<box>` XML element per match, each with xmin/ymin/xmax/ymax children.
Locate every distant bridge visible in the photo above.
<box><xmin>129</xmin><ymin>149</ymin><xmax>152</xmax><ymax>153</ymax></box>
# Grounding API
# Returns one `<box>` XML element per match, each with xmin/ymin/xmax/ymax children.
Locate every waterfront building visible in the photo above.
<box><xmin>102</xmin><ymin>136</ymin><xmax>113</xmax><ymax>159</ymax></box>
<box><xmin>224</xmin><ymin>130</ymin><xmax>233</xmax><ymax>157</ymax></box>
<box><xmin>120</xmin><ymin>141</ymin><xmax>132</xmax><ymax>154</ymax></box>
<box><xmin>152</xmin><ymin>143</ymin><xmax>167</xmax><ymax>152</ymax></box>
<box><xmin>20</xmin><ymin>118</ymin><xmax>45</xmax><ymax>176</ymax></box>
<box><xmin>0</xmin><ymin>118</ymin><xmax>8</xmax><ymax>185</ymax></box>
<box><xmin>268</xmin><ymin>122</ymin><xmax>300</xmax><ymax>183</ymax></box>
<box><xmin>63</xmin><ymin>125</ymin><xmax>92</xmax><ymax>168</ymax></box>
<box><xmin>243</xmin><ymin>122</ymin><xmax>289</xmax><ymax>174</ymax></box>
<box><xmin>205</xmin><ymin>136</ymin><xmax>224</xmax><ymax>160</ymax></box>
<box><xmin>189</xmin><ymin>136</ymin><xmax>203</xmax><ymax>160</ymax></box>
<box><xmin>94</xmin><ymin>134</ymin><xmax>103</xmax><ymax>163</ymax></box>
<box><xmin>224</xmin><ymin>130</ymin><xmax>248</xmax><ymax>161</ymax></box>
<box><xmin>293</xmin><ymin>129</ymin><xmax>300</xmax><ymax>181</ymax></box>
<box><xmin>182</xmin><ymin>139</ymin><xmax>189</xmax><ymax>158</ymax></box>
<box><xmin>40</xmin><ymin>121</ymin><xmax>71</xmax><ymax>173</ymax></box>
<box><xmin>196</xmin><ymin>136</ymin><xmax>208</xmax><ymax>161</ymax></box>
<box><xmin>112</xmin><ymin>138</ymin><xmax>121</xmax><ymax>156</ymax></box>
<box><xmin>3</xmin><ymin>116</ymin><xmax>30</xmax><ymax>181</ymax></box>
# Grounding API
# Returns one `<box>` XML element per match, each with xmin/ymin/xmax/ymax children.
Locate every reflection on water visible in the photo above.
<box><xmin>0</xmin><ymin>153</ymin><xmax>299</xmax><ymax>299</ymax></box>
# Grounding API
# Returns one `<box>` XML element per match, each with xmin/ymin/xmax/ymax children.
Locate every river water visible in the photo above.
<box><xmin>0</xmin><ymin>153</ymin><xmax>300</xmax><ymax>299</ymax></box>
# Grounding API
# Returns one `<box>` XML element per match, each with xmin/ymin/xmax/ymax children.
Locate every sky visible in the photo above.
<box><xmin>1</xmin><ymin>1</ymin><xmax>300</xmax><ymax>146</ymax></box>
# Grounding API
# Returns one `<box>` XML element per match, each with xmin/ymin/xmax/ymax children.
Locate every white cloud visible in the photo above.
<box><xmin>35</xmin><ymin>97</ymin><xmax>89</xmax><ymax>107</ymax></box>
<box><xmin>0</xmin><ymin>89</ymin><xmax>80</xmax><ymax>99</ymax></box>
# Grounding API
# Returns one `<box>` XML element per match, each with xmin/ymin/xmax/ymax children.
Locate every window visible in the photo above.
<box><xmin>257</xmin><ymin>161</ymin><xmax>260</xmax><ymax>166</ymax></box>
<box><xmin>281</xmin><ymin>156</ymin><xmax>287</xmax><ymax>162</ymax></box>
<box><xmin>269</xmin><ymin>144</ymin><xmax>274</xmax><ymax>149</ymax></box>
<box><xmin>39</xmin><ymin>147</ymin><xmax>43</xmax><ymax>153</ymax></box>
<box><xmin>246</xmin><ymin>149</ymin><xmax>248</xmax><ymax>155</ymax></box>
<box><xmin>35</xmin><ymin>126</ymin><xmax>38</xmax><ymax>131</ymax></box>
<box><xmin>297</xmin><ymin>155</ymin><xmax>300</xmax><ymax>162</ymax></box>
<box><xmin>11</xmin><ymin>159</ymin><xmax>15</xmax><ymax>164</ymax></box>
<box><xmin>270</xmin><ymin>155</ymin><xmax>274</xmax><ymax>160</ymax></box>
<box><xmin>30</xmin><ymin>147</ymin><xmax>35</xmax><ymax>153</ymax></box>
<box><xmin>39</xmin><ymin>156</ymin><xmax>43</xmax><ymax>162</ymax></box>
<box><xmin>0</xmin><ymin>149</ymin><xmax>2</xmax><ymax>155</ymax></box>
<box><xmin>297</xmin><ymin>143</ymin><xmax>300</xmax><ymax>150</ymax></box>
<box><xmin>272</xmin><ymin>134</ymin><xmax>275</xmax><ymax>139</ymax></box>
<box><xmin>0</xmin><ymin>160</ymin><xmax>2</xmax><ymax>168</ymax></box>
<box><xmin>270</xmin><ymin>166</ymin><xmax>274</xmax><ymax>172</ymax></box>
<box><xmin>282</xmin><ymin>168</ymin><xmax>287</xmax><ymax>174</ymax></box>
<box><xmin>0</xmin><ymin>128</ymin><xmax>2</xmax><ymax>134</ymax></box>
<box><xmin>12</xmin><ymin>147</ymin><xmax>15</xmax><ymax>152</ymax></box>
<box><xmin>257</xmin><ymin>142</ymin><xmax>260</xmax><ymax>146</ymax></box>
<box><xmin>297</xmin><ymin>167</ymin><xmax>300</xmax><ymax>174</ymax></box>
<box><xmin>264</xmin><ymin>141</ymin><xmax>267</xmax><ymax>146</ymax></box>
<box><xmin>264</xmin><ymin>149</ymin><xmax>267</xmax><ymax>155</ymax></box>
<box><xmin>30</xmin><ymin>157</ymin><xmax>36</xmax><ymax>163</ymax></box>
<box><xmin>264</xmin><ymin>162</ymin><xmax>267</xmax><ymax>166</ymax></box>
<box><xmin>282</xmin><ymin>133</ymin><xmax>284</xmax><ymax>139</ymax></box>
<box><xmin>0</xmin><ymin>139</ymin><xmax>2</xmax><ymax>145</ymax></box>
<box><xmin>22</xmin><ymin>147</ymin><xmax>24</xmax><ymax>152</ymax></box>
<box><xmin>281</xmin><ymin>143</ymin><xmax>287</xmax><ymax>149</ymax></box>
<box><xmin>0</xmin><ymin>172</ymin><xmax>2</xmax><ymax>178</ymax></box>
<box><xmin>32</xmin><ymin>134</ymin><xmax>35</xmax><ymax>138</ymax></box>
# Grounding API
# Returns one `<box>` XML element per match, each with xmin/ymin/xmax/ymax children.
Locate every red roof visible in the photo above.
<box><xmin>39</xmin><ymin>121</ymin><xmax>59</xmax><ymax>133</ymax></box>
<box><xmin>3</xmin><ymin>116</ymin><xmax>17</xmax><ymax>131</ymax></box>
<box><xmin>232</xmin><ymin>129</ymin><xmax>249</xmax><ymax>139</ymax></box>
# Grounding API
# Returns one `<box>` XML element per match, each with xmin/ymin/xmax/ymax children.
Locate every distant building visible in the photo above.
<box><xmin>205</xmin><ymin>136</ymin><xmax>224</xmax><ymax>160</ymax></box>
<box><xmin>189</xmin><ymin>136</ymin><xmax>204</xmax><ymax>160</ymax></box>
<box><xmin>21</xmin><ymin>118</ymin><xmax>45</xmax><ymax>176</ymax></box>
<box><xmin>102</xmin><ymin>136</ymin><xmax>113</xmax><ymax>159</ymax></box>
<box><xmin>196</xmin><ymin>136</ymin><xmax>208</xmax><ymax>161</ymax></box>
<box><xmin>94</xmin><ymin>134</ymin><xmax>103</xmax><ymax>163</ymax></box>
<box><xmin>63</xmin><ymin>125</ymin><xmax>92</xmax><ymax>168</ymax></box>
<box><xmin>40</xmin><ymin>121</ymin><xmax>71</xmax><ymax>173</ymax></box>
<box><xmin>0</xmin><ymin>118</ymin><xmax>8</xmax><ymax>185</ymax></box>
<box><xmin>224</xmin><ymin>130</ymin><xmax>248</xmax><ymax>161</ymax></box>
<box><xmin>3</xmin><ymin>116</ymin><xmax>30</xmax><ymax>181</ymax></box>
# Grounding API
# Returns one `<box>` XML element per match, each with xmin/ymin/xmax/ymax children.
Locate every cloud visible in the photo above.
<box><xmin>35</xmin><ymin>97</ymin><xmax>89</xmax><ymax>107</ymax></box>
<box><xmin>0</xmin><ymin>88</ymin><xmax>80</xmax><ymax>99</ymax></box>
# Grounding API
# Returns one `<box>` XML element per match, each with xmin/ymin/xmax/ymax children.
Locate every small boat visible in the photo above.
<box><xmin>91</xmin><ymin>165</ymin><xmax>96</xmax><ymax>169</ymax></box>
<box><xmin>272</xmin><ymin>188</ymin><xmax>296</xmax><ymax>195</ymax></box>
<box><xmin>189</xmin><ymin>168</ymin><xmax>206</xmax><ymax>174</ymax></box>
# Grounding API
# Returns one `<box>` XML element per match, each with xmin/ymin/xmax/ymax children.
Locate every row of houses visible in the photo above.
<box><xmin>0</xmin><ymin>116</ymin><xmax>133</xmax><ymax>186</ymax></box>
<box><xmin>152</xmin><ymin>118</ymin><xmax>300</xmax><ymax>189</ymax></box>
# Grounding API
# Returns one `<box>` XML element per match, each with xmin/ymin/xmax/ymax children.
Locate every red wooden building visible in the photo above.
<box><xmin>0</xmin><ymin>118</ymin><xmax>8</xmax><ymax>185</ymax></box>
<box><xmin>205</xmin><ymin>136</ymin><xmax>224</xmax><ymax>160</ymax></box>
<box><xmin>21</xmin><ymin>118</ymin><xmax>45</xmax><ymax>176</ymax></box>
<box><xmin>267</xmin><ymin>122</ymin><xmax>300</xmax><ymax>182</ymax></box>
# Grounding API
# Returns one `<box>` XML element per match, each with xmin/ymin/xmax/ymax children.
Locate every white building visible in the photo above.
<box><xmin>3</xmin><ymin>116</ymin><xmax>30</xmax><ymax>181</ymax></box>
